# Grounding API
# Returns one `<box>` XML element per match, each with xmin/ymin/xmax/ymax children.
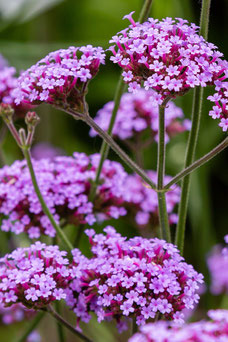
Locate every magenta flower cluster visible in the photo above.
<box><xmin>13</xmin><ymin>46</ymin><xmax>105</xmax><ymax>109</ymax></box>
<box><xmin>90</xmin><ymin>89</ymin><xmax>190</xmax><ymax>142</ymax></box>
<box><xmin>0</xmin><ymin>153</ymin><xmax>127</xmax><ymax>238</ymax></box>
<box><xmin>110</xmin><ymin>14</ymin><xmax>228</xmax><ymax>130</ymax></box>
<box><xmin>208</xmin><ymin>64</ymin><xmax>228</xmax><ymax>132</ymax></box>
<box><xmin>0</xmin><ymin>66</ymin><xmax>17</xmax><ymax>105</ymax></box>
<box><xmin>123</xmin><ymin>171</ymin><xmax>180</xmax><ymax>227</ymax></box>
<box><xmin>0</xmin><ymin>242</ymin><xmax>69</xmax><ymax>309</ymax></box>
<box><xmin>129</xmin><ymin>309</ymin><xmax>228</xmax><ymax>342</ymax></box>
<box><xmin>207</xmin><ymin>235</ymin><xmax>228</xmax><ymax>295</ymax></box>
<box><xmin>66</xmin><ymin>227</ymin><xmax>203</xmax><ymax>331</ymax></box>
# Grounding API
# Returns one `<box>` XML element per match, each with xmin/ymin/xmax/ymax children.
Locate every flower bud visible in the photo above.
<box><xmin>25</xmin><ymin>111</ymin><xmax>40</xmax><ymax>130</ymax></box>
<box><xmin>0</xmin><ymin>103</ymin><xmax>14</xmax><ymax>124</ymax></box>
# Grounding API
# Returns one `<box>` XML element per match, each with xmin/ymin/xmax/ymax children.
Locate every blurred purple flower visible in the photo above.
<box><xmin>207</xmin><ymin>236</ymin><xmax>228</xmax><ymax>295</ymax></box>
<box><xmin>90</xmin><ymin>90</ymin><xmax>190</xmax><ymax>143</ymax></box>
<box><xmin>129</xmin><ymin>309</ymin><xmax>228</xmax><ymax>342</ymax></box>
<box><xmin>66</xmin><ymin>227</ymin><xmax>203</xmax><ymax>331</ymax></box>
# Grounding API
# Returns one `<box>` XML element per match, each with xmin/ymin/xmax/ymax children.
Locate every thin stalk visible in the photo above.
<box><xmin>48</xmin><ymin>305</ymin><xmax>93</xmax><ymax>342</ymax></box>
<box><xmin>74</xmin><ymin>224</ymin><xmax>84</xmax><ymax>247</ymax></box>
<box><xmin>138</xmin><ymin>0</ymin><xmax>153</xmax><ymax>23</ymax></box>
<box><xmin>132</xmin><ymin>318</ymin><xmax>138</xmax><ymax>336</ymax></box>
<box><xmin>175</xmin><ymin>88</ymin><xmax>204</xmax><ymax>252</ymax></box>
<box><xmin>175</xmin><ymin>0</ymin><xmax>211</xmax><ymax>254</ymax></box>
<box><xmin>89</xmin><ymin>79</ymin><xmax>126</xmax><ymax>200</ymax></box>
<box><xmin>55</xmin><ymin>302</ymin><xmax>65</xmax><ymax>342</ymax></box>
<box><xmin>157</xmin><ymin>103</ymin><xmax>171</xmax><ymax>242</ymax></box>
<box><xmin>22</xmin><ymin>148</ymin><xmax>73</xmax><ymax>252</ymax></box>
<box><xmin>84</xmin><ymin>115</ymin><xmax>157</xmax><ymax>190</ymax></box>
<box><xmin>18</xmin><ymin>312</ymin><xmax>45</xmax><ymax>342</ymax></box>
<box><xmin>91</xmin><ymin>0</ymin><xmax>153</xmax><ymax>199</ymax></box>
<box><xmin>164</xmin><ymin>136</ymin><xmax>228</xmax><ymax>189</ymax></box>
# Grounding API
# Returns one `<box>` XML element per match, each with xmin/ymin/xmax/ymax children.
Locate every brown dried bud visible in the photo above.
<box><xmin>0</xmin><ymin>103</ymin><xmax>14</xmax><ymax>124</ymax></box>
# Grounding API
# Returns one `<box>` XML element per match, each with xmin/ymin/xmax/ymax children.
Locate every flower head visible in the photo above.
<box><xmin>129</xmin><ymin>309</ymin><xmax>228</xmax><ymax>342</ymax></box>
<box><xmin>90</xmin><ymin>89</ymin><xmax>190</xmax><ymax>143</ymax></box>
<box><xmin>207</xmin><ymin>62</ymin><xmax>228</xmax><ymax>132</ymax></box>
<box><xmin>0</xmin><ymin>153</ymin><xmax>127</xmax><ymax>238</ymax></box>
<box><xmin>207</xmin><ymin>235</ymin><xmax>228</xmax><ymax>295</ymax></box>
<box><xmin>110</xmin><ymin>16</ymin><xmax>226</xmax><ymax>105</ymax></box>
<box><xmin>0</xmin><ymin>242</ymin><xmax>70</xmax><ymax>309</ymax></box>
<box><xmin>0</xmin><ymin>65</ymin><xmax>31</xmax><ymax>117</ymax></box>
<box><xmin>66</xmin><ymin>227</ymin><xmax>203</xmax><ymax>331</ymax></box>
<box><xmin>12</xmin><ymin>46</ymin><xmax>105</xmax><ymax>114</ymax></box>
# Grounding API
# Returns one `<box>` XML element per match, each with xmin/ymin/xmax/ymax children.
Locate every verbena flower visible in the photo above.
<box><xmin>0</xmin><ymin>242</ymin><xmax>70</xmax><ymax>309</ymax></box>
<box><xmin>123</xmin><ymin>171</ymin><xmax>180</xmax><ymax>228</ymax></box>
<box><xmin>207</xmin><ymin>63</ymin><xmax>228</xmax><ymax>132</ymax></box>
<box><xmin>128</xmin><ymin>309</ymin><xmax>228</xmax><ymax>342</ymax></box>
<box><xmin>27</xmin><ymin>331</ymin><xmax>41</xmax><ymax>342</ymax></box>
<box><xmin>0</xmin><ymin>65</ymin><xmax>31</xmax><ymax>117</ymax></box>
<box><xmin>31</xmin><ymin>142</ymin><xmax>64</xmax><ymax>160</ymax></box>
<box><xmin>66</xmin><ymin>227</ymin><xmax>203</xmax><ymax>331</ymax></box>
<box><xmin>0</xmin><ymin>153</ymin><xmax>127</xmax><ymax>238</ymax></box>
<box><xmin>90</xmin><ymin>89</ymin><xmax>190</xmax><ymax>142</ymax></box>
<box><xmin>110</xmin><ymin>14</ymin><xmax>227</xmax><ymax>130</ymax></box>
<box><xmin>207</xmin><ymin>235</ymin><xmax>228</xmax><ymax>295</ymax></box>
<box><xmin>0</xmin><ymin>303</ymin><xmax>35</xmax><ymax>325</ymax></box>
<box><xmin>12</xmin><ymin>46</ymin><xmax>105</xmax><ymax>113</ymax></box>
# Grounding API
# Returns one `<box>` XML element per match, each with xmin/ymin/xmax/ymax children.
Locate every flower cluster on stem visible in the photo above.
<box><xmin>0</xmin><ymin>242</ymin><xmax>69</xmax><ymax>309</ymax></box>
<box><xmin>129</xmin><ymin>309</ymin><xmax>228</xmax><ymax>342</ymax></box>
<box><xmin>66</xmin><ymin>227</ymin><xmax>203</xmax><ymax>331</ymax></box>
<box><xmin>0</xmin><ymin>153</ymin><xmax>127</xmax><ymax>238</ymax></box>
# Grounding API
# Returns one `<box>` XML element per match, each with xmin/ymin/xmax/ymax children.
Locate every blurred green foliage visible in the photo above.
<box><xmin>0</xmin><ymin>0</ymin><xmax>227</xmax><ymax>341</ymax></box>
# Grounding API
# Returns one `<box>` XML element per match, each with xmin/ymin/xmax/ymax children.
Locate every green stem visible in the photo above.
<box><xmin>48</xmin><ymin>305</ymin><xmax>93</xmax><ymax>342</ymax></box>
<box><xmin>164</xmin><ymin>136</ymin><xmax>228</xmax><ymax>190</ymax></box>
<box><xmin>18</xmin><ymin>312</ymin><xmax>45</xmax><ymax>342</ymax></box>
<box><xmin>132</xmin><ymin>318</ymin><xmax>138</xmax><ymax>336</ymax></box>
<box><xmin>84</xmin><ymin>115</ymin><xmax>157</xmax><ymax>190</ymax></box>
<box><xmin>74</xmin><ymin>224</ymin><xmax>85</xmax><ymax>247</ymax></box>
<box><xmin>200</xmin><ymin>0</ymin><xmax>211</xmax><ymax>39</ymax></box>
<box><xmin>90</xmin><ymin>0</ymin><xmax>153</xmax><ymax>199</ymax></box>
<box><xmin>22</xmin><ymin>147</ymin><xmax>73</xmax><ymax>252</ymax></box>
<box><xmin>157</xmin><ymin>103</ymin><xmax>171</xmax><ymax>242</ymax></box>
<box><xmin>138</xmin><ymin>0</ymin><xmax>153</xmax><ymax>23</ymax></box>
<box><xmin>175</xmin><ymin>88</ymin><xmax>204</xmax><ymax>253</ymax></box>
<box><xmin>175</xmin><ymin>0</ymin><xmax>211</xmax><ymax>254</ymax></box>
<box><xmin>89</xmin><ymin>78</ymin><xmax>126</xmax><ymax>200</ymax></box>
<box><xmin>55</xmin><ymin>302</ymin><xmax>65</xmax><ymax>342</ymax></box>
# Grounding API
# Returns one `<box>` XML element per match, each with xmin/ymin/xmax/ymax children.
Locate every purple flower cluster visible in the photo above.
<box><xmin>90</xmin><ymin>89</ymin><xmax>190</xmax><ymax>142</ymax></box>
<box><xmin>110</xmin><ymin>14</ymin><xmax>228</xmax><ymax>130</ymax></box>
<box><xmin>110</xmin><ymin>14</ymin><xmax>224</xmax><ymax>98</ymax></box>
<box><xmin>123</xmin><ymin>171</ymin><xmax>180</xmax><ymax>227</ymax></box>
<box><xmin>0</xmin><ymin>153</ymin><xmax>127</xmax><ymax>238</ymax></box>
<box><xmin>208</xmin><ymin>63</ymin><xmax>228</xmax><ymax>132</ymax></box>
<box><xmin>207</xmin><ymin>235</ymin><xmax>228</xmax><ymax>295</ymax></box>
<box><xmin>129</xmin><ymin>309</ymin><xmax>228</xmax><ymax>342</ymax></box>
<box><xmin>0</xmin><ymin>66</ymin><xmax>17</xmax><ymax>106</ymax></box>
<box><xmin>66</xmin><ymin>227</ymin><xmax>203</xmax><ymax>331</ymax></box>
<box><xmin>13</xmin><ymin>46</ymin><xmax>105</xmax><ymax>110</ymax></box>
<box><xmin>31</xmin><ymin>142</ymin><xmax>64</xmax><ymax>160</ymax></box>
<box><xmin>0</xmin><ymin>56</ymin><xmax>32</xmax><ymax>117</ymax></box>
<box><xmin>0</xmin><ymin>242</ymin><xmax>69</xmax><ymax>309</ymax></box>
